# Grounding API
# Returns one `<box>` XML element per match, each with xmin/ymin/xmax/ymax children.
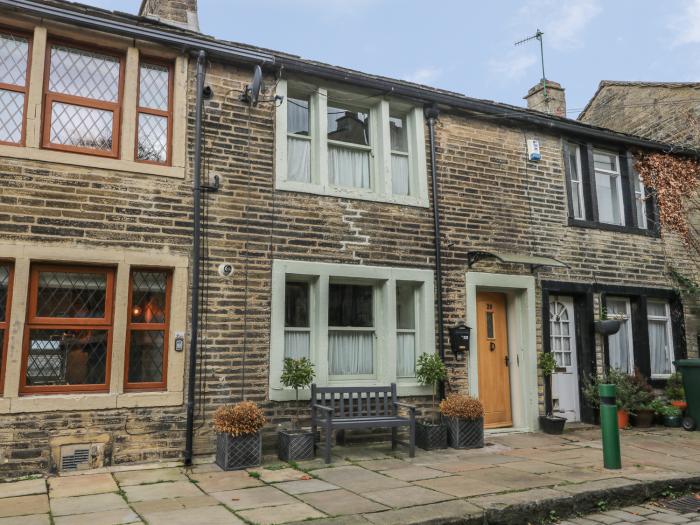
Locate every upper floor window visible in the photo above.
<box><xmin>43</xmin><ymin>44</ymin><xmax>123</xmax><ymax>157</ymax></box>
<box><xmin>0</xmin><ymin>31</ymin><xmax>30</xmax><ymax>145</ymax></box>
<box><xmin>566</xmin><ymin>143</ymin><xmax>586</xmax><ymax>220</ymax></box>
<box><xmin>276</xmin><ymin>79</ymin><xmax>428</xmax><ymax>207</ymax></box>
<box><xmin>593</xmin><ymin>150</ymin><xmax>625</xmax><ymax>226</ymax></box>
<box><xmin>137</xmin><ymin>61</ymin><xmax>172</xmax><ymax>164</ymax></box>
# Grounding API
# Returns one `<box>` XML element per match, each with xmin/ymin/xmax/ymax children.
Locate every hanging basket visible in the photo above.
<box><xmin>594</xmin><ymin>319</ymin><xmax>621</xmax><ymax>336</ymax></box>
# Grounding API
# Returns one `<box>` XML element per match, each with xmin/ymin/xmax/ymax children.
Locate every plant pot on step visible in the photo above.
<box><xmin>216</xmin><ymin>432</ymin><xmax>262</xmax><ymax>471</ymax></box>
<box><xmin>594</xmin><ymin>319</ymin><xmax>621</xmax><ymax>336</ymax></box>
<box><xmin>539</xmin><ymin>415</ymin><xmax>566</xmax><ymax>435</ymax></box>
<box><xmin>278</xmin><ymin>429</ymin><xmax>315</xmax><ymax>461</ymax></box>
<box><xmin>415</xmin><ymin>420</ymin><xmax>447</xmax><ymax>450</ymax></box>
<box><xmin>445</xmin><ymin>417</ymin><xmax>484</xmax><ymax>449</ymax></box>
<box><xmin>631</xmin><ymin>409</ymin><xmax>655</xmax><ymax>428</ymax></box>
<box><xmin>617</xmin><ymin>409</ymin><xmax>630</xmax><ymax>429</ymax></box>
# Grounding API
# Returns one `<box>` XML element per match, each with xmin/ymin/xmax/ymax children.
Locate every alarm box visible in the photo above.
<box><xmin>527</xmin><ymin>139</ymin><xmax>541</xmax><ymax>161</ymax></box>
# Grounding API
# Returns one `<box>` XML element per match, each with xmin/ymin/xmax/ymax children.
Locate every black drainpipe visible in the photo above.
<box><xmin>425</xmin><ymin>105</ymin><xmax>446</xmax><ymax>399</ymax></box>
<box><xmin>184</xmin><ymin>49</ymin><xmax>207</xmax><ymax>467</ymax></box>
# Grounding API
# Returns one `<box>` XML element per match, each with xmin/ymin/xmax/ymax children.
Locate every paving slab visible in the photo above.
<box><xmin>0</xmin><ymin>494</ymin><xmax>49</xmax><ymax>517</ymax></box>
<box><xmin>361</xmin><ymin>485</ymin><xmax>452</xmax><ymax>508</ymax></box>
<box><xmin>299</xmin><ymin>489</ymin><xmax>388</xmax><ymax>516</ymax></box>
<box><xmin>238</xmin><ymin>502</ymin><xmax>326</xmax><ymax>524</ymax></box>
<box><xmin>415</xmin><ymin>475</ymin><xmax>507</xmax><ymax>497</ymax></box>
<box><xmin>0</xmin><ymin>514</ymin><xmax>50</xmax><ymax>525</ymax></box>
<box><xmin>420</xmin><ymin>460</ymin><xmax>493</xmax><ymax>473</ymax></box>
<box><xmin>122</xmin><ymin>480</ymin><xmax>202</xmax><ymax>502</ymax></box>
<box><xmin>129</xmin><ymin>495</ymin><xmax>218</xmax><ymax>515</ymax></box>
<box><xmin>0</xmin><ymin>479</ymin><xmax>46</xmax><ymax>499</ymax></box>
<box><xmin>212</xmin><ymin>486</ymin><xmax>297</xmax><ymax>510</ymax></box>
<box><xmin>189</xmin><ymin>470</ymin><xmax>262</xmax><ymax>492</ymax></box>
<box><xmin>287</xmin><ymin>517</ymin><xmax>370</xmax><ymax>525</ymax></box>
<box><xmin>53</xmin><ymin>508</ymin><xmax>141</xmax><ymax>525</ymax></box>
<box><xmin>502</xmin><ymin>459</ymin><xmax>573</xmax><ymax>474</ymax></box>
<box><xmin>51</xmin><ymin>493</ymin><xmax>128</xmax><ymax>517</ymax></box>
<box><xmin>249</xmin><ymin>467</ymin><xmax>308</xmax><ymax>483</ymax></box>
<box><xmin>362</xmin><ymin>499</ymin><xmax>482</xmax><ymax>525</ymax></box>
<box><xmin>49</xmin><ymin>474</ymin><xmax>119</xmax><ymax>498</ymax></box>
<box><xmin>354</xmin><ymin>459</ymin><xmax>408</xmax><ymax>471</ymax></box>
<box><xmin>311</xmin><ymin>466</ymin><xmax>409</xmax><ymax>493</ymax></box>
<box><xmin>114</xmin><ymin>468</ymin><xmax>187</xmax><ymax>486</ymax></box>
<box><xmin>474</xmin><ymin>466</ymin><xmax>560</xmax><ymax>489</ymax></box>
<box><xmin>141</xmin><ymin>505</ymin><xmax>244</xmax><ymax>525</ymax></box>
<box><xmin>275</xmin><ymin>479</ymin><xmax>339</xmax><ymax>495</ymax></box>
<box><xmin>378</xmin><ymin>465</ymin><xmax>449</xmax><ymax>481</ymax></box>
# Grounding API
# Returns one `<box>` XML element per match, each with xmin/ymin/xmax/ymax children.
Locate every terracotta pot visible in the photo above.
<box><xmin>617</xmin><ymin>409</ymin><xmax>630</xmax><ymax>429</ymax></box>
<box><xmin>670</xmin><ymin>400</ymin><xmax>688</xmax><ymax>411</ymax></box>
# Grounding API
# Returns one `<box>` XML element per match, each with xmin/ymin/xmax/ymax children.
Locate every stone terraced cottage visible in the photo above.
<box><xmin>0</xmin><ymin>0</ymin><xmax>697</xmax><ymax>477</ymax></box>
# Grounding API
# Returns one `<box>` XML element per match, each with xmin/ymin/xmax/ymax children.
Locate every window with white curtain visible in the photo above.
<box><xmin>566</xmin><ymin>143</ymin><xmax>586</xmax><ymax>220</ymax></box>
<box><xmin>396</xmin><ymin>281</ymin><xmax>418</xmax><ymax>378</ymax></box>
<box><xmin>606</xmin><ymin>297</ymin><xmax>634</xmax><ymax>374</ymax></box>
<box><xmin>327</xmin><ymin>103</ymin><xmax>371</xmax><ymax>189</ymax></box>
<box><xmin>287</xmin><ymin>95</ymin><xmax>312</xmax><ymax>183</ymax></box>
<box><xmin>328</xmin><ymin>283</ymin><xmax>374</xmax><ymax>376</ymax></box>
<box><xmin>390</xmin><ymin>114</ymin><xmax>410</xmax><ymax>196</ymax></box>
<box><xmin>632</xmin><ymin>172</ymin><xmax>648</xmax><ymax>229</ymax></box>
<box><xmin>593</xmin><ymin>150</ymin><xmax>625</xmax><ymax>226</ymax></box>
<box><xmin>647</xmin><ymin>300</ymin><xmax>674</xmax><ymax>378</ymax></box>
<box><xmin>284</xmin><ymin>281</ymin><xmax>310</xmax><ymax>359</ymax></box>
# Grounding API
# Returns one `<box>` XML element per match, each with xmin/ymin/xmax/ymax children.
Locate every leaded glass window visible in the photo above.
<box><xmin>136</xmin><ymin>62</ymin><xmax>171</xmax><ymax>164</ymax></box>
<box><xmin>0</xmin><ymin>32</ymin><xmax>30</xmax><ymax>145</ymax></box>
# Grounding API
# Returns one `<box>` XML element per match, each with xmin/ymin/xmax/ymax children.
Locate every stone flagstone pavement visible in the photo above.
<box><xmin>0</xmin><ymin>426</ymin><xmax>699</xmax><ymax>525</ymax></box>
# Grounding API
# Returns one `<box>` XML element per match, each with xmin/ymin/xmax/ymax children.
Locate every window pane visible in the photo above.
<box><xmin>0</xmin><ymin>89</ymin><xmax>25</xmax><ymax>143</ymax></box>
<box><xmin>327</xmin><ymin>104</ymin><xmax>369</xmax><ymax>146</ymax></box>
<box><xmin>633</xmin><ymin>172</ymin><xmax>647</xmax><ymax>228</ymax></box>
<box><xmin>128</xmin><ymin>330</ymin><xmax>164</xmax><ymax>383</ymax></box>
<box><xmin>329</xmin><ymin>331</ymin><xmax>373</xmax><ymax>375</ymax></box>
<box><xmin>607</xmin><ymin>299</ymin><xmax>631</xmax><ymax>374</ymax></box>
<box><xmin>593</xmin><ymin>152</ymin><xmax>617</xmax><ymax>171</ymax></box>
<box><xmin>137</xmin><ymin>113</ymin><xmax>168</xmax><ymax>162</ymax></box>
<box><xmin>0</xmin><ymin>33</ymin><xmax>29</xmax><ymax>86</ymax></box>
<box><xmin>486</xmin><ymin>312</ymin><xmax>494</xmax><ymax>339</ymax></box>
<box><xmin>284</xmin><ymin>331</ymin><xmax>310</xmax><ymax>360</ymax></box>
<box><xmin>391</xmin><ymin>153</ymin><xmax>410</xmax><ymax>196</ymax></box>
<box><xmin>49</xmin><ymin>102</ymin><xmax>114</xmax><ymax>151</ymax></box>
<box><xmin>647</xmin><ymin>301</ymin><xmax>667</xmax><ymax>317</ymax></box>
<box><xmin>288</xmin><ymin>97</ymin><xmax>310</xmax><ymax>136</ymax></box>
<box><xmin>49</xmin><ymin>46</ymin><xmax>120</xmax><ymax>102</ymax></box>
<box><xmin>649</xmin><ymin>320</ymin><xmax>671</xmax><ymax>376</ymax></box>
<box><xmin>390</xmin><ymin>115</ymin><xmax>408</xmax><ymax>152</ymax></box>
<box><xmin>0</xmin><ymin>265</ymin><xmax>8</xmax><ymax>322</ymax></box>
<box><xmin>328</xmin><ymin>284</ymin><xmax>373</xmax><ymax>327</ymax></box>
<box><xmin>397</xmin><ymin>333</ymin><xmax>415</xmax><ymax>378</ymax></box>
<box><xmin>37</xmin><ymin>271</ymin><xmax>107</xmax><ymax>318</ymax></box>
<box><xmin>26</xmin><ymin>329</ymin><xmax>108</xmax><ymax>386</ymax></box>
<box><xmin>595</xmin><ymin>171</ymin><xmax>623</xmax><ymax>225</ymax></box>
<box><xmin>131</xmin><ymin>271</ymin><xmax>167</xmax><ymax>324</ymax></box>
<box><xmin>287</xmin><ymin>136</ymin><xmax>311</xmax><ymax>182</ymax></box>
<box><xmin>139</xmin><ymin>63</ymin><xmax>169</xmax><ymax>110</ymax></box>
<box><xmin>285</xmin><ymin>282</ymin><xmax>309</xmax><ymax>328</ymax></box>
<box><xmin>567</xmin><ymin>145</ymin><xmax>585</xmax><ymax>219</ymax></box>
<box><xmin>396</xmin><ymin>282</ymin><xmax>415</xmax><ymax>330</ymax></box>
<box><xmin>328</xmin><ymin>145</ymin><xmax>370</xmax><ymax>189</ymax></box>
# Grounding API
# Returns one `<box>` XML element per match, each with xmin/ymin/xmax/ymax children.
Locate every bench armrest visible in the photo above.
<box><xmin>312</xmin><ymin>404</ymin><xmax>333</xmax><ymax>414</ymax></box>
<box><xmin>393</xmin><ymin>401</ymin><xmax>416</xmax><ymax>411</ymax></box>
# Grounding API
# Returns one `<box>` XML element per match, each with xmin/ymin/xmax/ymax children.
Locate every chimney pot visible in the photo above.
<box><xmin>139</xmin><ymin>0</ymin><xmax>200</xmax><ymax>32</ymax></box>
<box><xmin>524</xmin><ymin>79</ymin><xmax>566</xmax><ymax>117</ymax></box>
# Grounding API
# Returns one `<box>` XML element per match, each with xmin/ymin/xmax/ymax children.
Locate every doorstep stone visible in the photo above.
<box><xmin>0</xmin><ymin>479</ymin><xmax>46</xmax><ymax>499</ymax></box>
<box><xmin>0</xmin><ymin>514</ymin><xmax>50</xmax><ymax>525</ymax></box>
<box><xmin>53</xmin><ymin>508</ymin><xmax>141</xmax><ymax>525</ymax></box>
<box><xmin>0</xmin><ymin>494</ymin><xmax>50</xmax><ymax>517</ymax></box>
<box><xmin>415</xmin><ymin>475</ymin><xmax>507</xmax><ymax>498</ymax></box>
<box><xmin>238</xmin><ymin>502</ymin><xmax>326</xmax><ymax>525</ymax></box>
<box><xmin>141</xmin><ymin>505</ymin><xmax>244</xmax><ymax>525</ymax></box>
<box><xmin>51</xmin><ymin>493</ymin><xmax>128</xmax><ymax>517</ymax></box>
<box><xmin>122</xmin><ymin>481</ymin><xmax>202</xmax><ymax>502</ymax></box>
<box><xmin>114</xmin><ymin>468</ymin><xmax>187</xmax><ymax>486</ymax></box>
<box><xmin>211</xmin><ymin>486</ymin><xmax>297</xmax><ymax>510</ymax></box>
<box><xmin>49</xmin><ymin>474</ymin><xmax>119</xmax><ymax>498</ymax></box>
<box><xmin>188</xmin><ymin>470</ymin><xmax>262</xmax><ymax>492</ymax></box>
<box><xmin>275</xmin><ymin>479</ymin><xmax>339</xmax><ymax>495</ymax></box>
<box><xmin>363</xmin><ymin>499</ymin><xmax>482</xmax><ymax>525</ymax></box>
<box><xmin>299</xmin><ymin>489</ymin><xmax>388</xmax><ymax>516</ymax></box>
<box><xmin>361</xmin><ymin>485</ymin><xmax>452</xmax><ymax>508</ymax></box>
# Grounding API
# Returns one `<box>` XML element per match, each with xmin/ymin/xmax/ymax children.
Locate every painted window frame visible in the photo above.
<box><xmin>0</xmin><ymin>28</ymin><xmax>32</xmax><ymax>147</ymax></box>
<box><xmin>605</xmin><ymin>296</ymin><xmax>635</xmax><ymax>374</ymax></box>
<box><xmin>647</xmin><ymin>300</ymin><xmax>675</xmax><ymax>379</ymax></box>
<box><xmin>270</xmin><ymin>260</ymin><xmax>434</xmax><ymax>401</ymax></box>
<box><xmin>396</xmin><ymin>281</ymin><xmax>420</xmax><ymax>379</ymax></box>
<box><xmin>0</xmin><ymin>262</ymin><xmax>14</xmax><ymax>393</ymax></box>
<box><xmin>135</xmin><ymin>59</ymin><xmax>173</xmax><ymax>166</ymax></box>
<box><xmin>275</xmin><ymin>78</ymin><xmax>429</xmax><ymax>207</ymax></box>
<box><xmin>124</xmin><ymin>268</ymin><xmax>172</xmax><ymax>391</ymax></box>
<box><xmin>564</xmin><ymin>142</ymin><xmax>586</xmax><ymax>220</ymax></box>
<box><xmin>592</xmin><ymin>149</ymin><xmax>626</xmax><ymax>226</ymax></box>
<box><xmin>20</xmin><ymin>264</ymin><xmax>116</xmax><ymax>394</ymax></box>
<box><xmin>41</xmin><ymin>40</ymin><xmax>125</xmax><ymax>158</ymax></box>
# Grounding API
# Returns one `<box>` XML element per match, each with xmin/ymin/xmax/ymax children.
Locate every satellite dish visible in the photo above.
<box><xmin>241</xmin><ymin>65</ymin><xmax>263</xmax><ymax>107</ymax></box>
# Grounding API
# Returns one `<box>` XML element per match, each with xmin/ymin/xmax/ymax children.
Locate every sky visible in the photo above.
<box><xmin>89</xmin><ymin>0</ymin><xmax>700</xmax><ymax>117</ymax></box>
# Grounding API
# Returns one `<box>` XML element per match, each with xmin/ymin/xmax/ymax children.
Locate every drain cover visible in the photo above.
<box><xmin>660</xmin><ymin>494</ymin><xmax>700</xmax><ymax>514</ymax></box>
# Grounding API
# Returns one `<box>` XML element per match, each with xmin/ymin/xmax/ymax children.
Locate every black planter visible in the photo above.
<box><xmin>415</xmin><ymin>421</ymin><xmax>448</xmax><ymax>451</ymax></box>
<box><xmin>664</xmin><ymin>415</ymin><xmax>682</xmax><ymax>428</ymax></box>
<box><xmin>539</xmin><ymin>415</ymin><xmax>567</xmax><ymax>435</ymax></box>
<box><xmin>216</xmin><ymin>432</ymin><xmax>262</xmax><ymax>470</ymax></box>
<box><xmin>278</xmin><ymin>429</ymin><xmax>315</xmax><ymax>461</ymax></box>
<box><xmin>631</xmin><ymin>409</ymin><xmax>655</xmax><ymax>428</ymax></box>
<box><xmin>594</xmin><ymin>319</ymin><xmax>621</xmax><ymax>336</ymax></box>
<box><xmin>445</xmin><ymin>417</ymin><xmax>483</xmax><ymax>449</ymax></box>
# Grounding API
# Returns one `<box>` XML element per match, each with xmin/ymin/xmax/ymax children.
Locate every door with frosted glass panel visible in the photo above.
<box><xmin>606</xmin><ymin>298</ymin><xmax>634</xmax><ymax>374</ymax></box>
<box><xmin>550</xmin><ymin>297</ymin><xmax>580</xmax><ymax>422</ymax></box>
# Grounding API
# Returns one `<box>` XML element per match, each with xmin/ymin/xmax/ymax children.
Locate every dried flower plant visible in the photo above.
<box><xmin>439</xmin><ymin>394</ymin><xmax>484</xmax><ymax>420</ymax></box>
<box><xmin>212</xmin><ymin>401</ymin><xmax>266</xmax><ymax>437</ymax></box>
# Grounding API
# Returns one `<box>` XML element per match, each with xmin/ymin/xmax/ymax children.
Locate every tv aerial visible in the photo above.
<box><xmin>515</xmin><ymin>29</ymin><xmax>547</xmax><ymax>97</ymax></box>
<box><xmin>240</xmin><ymin>64</ymin><xmax>263</xmax><ymax>107</ymax></box>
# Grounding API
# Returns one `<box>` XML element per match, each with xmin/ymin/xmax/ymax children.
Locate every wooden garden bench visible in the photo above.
<box><xmin>310</xmin><ymin>383</ymin><xmax>416</xmax><ymax>464</ymax></box>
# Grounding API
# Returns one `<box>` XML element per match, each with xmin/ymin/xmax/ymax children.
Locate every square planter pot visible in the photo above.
<box><xmin>216</xmin><ymin>432</ymin><xmax>262</xmax><ymax>471</ymax></box>
<box><xmin>278</xmin><ymin>429</ymin><xmax>315</xmax><ymax>461</ymax></box>
<box><xmin>539</xmin><ymin>415</ymin><xmax>566</xmax><ymax>435</ymax></box>
<box><xmin>445</xmin><ymin>417</ymin><xmax>484</xmax><ymax>449</ymax></box>
<box><xmin>415</xmin><ymin>421</ymin><xmax>447</xmax><ymax>451</ymax></box>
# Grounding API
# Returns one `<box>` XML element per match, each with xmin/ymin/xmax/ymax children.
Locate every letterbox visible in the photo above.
<box><xmin>449</xmin><ymin>322</ymin><xmax>471</xmax><ymax>360</ymax></box>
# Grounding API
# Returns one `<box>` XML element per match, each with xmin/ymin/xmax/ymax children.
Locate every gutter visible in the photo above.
<box><xmin>184</xmin><ymin>49</ymin><xmax>206</xmax><ymax>467</ymax></box>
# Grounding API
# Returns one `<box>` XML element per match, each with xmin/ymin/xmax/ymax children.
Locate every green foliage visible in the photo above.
<box><xmin>670</xmin><ymin>267</ymin><xmax>700</xmax><ymax>298</ymax></box>
<box><xmin>581</xmin><ymin>374</ymin><xmax>601</xmax><ymax>408</ymax></box>
<box><xmin>665</xmin><ymin>372</ymin><xmax>685</xmax><ymax>401</ymax></box>
<box><xmin>648</xmin><ymin>398</ymin><xmax>667</xmax><ymax>415</ymax></box>
<box><xmin>582</xmin><ymin>368</ymin><xmax>655</xmax><ymax>411</ymax></box>
<box><xmin>538</xmin><ymin>352</ymin><xmax>557</xmax><ymax>377</ymax></box>
<box><xmin>281</xmin><ymin>357</ymin><xmax>315</xmax><ymax>428</ymax></box>
<box><xmin>415</xmin><ymin>353</ymin><xmax>447</xmax><ymax>423</ymax></box>
<box><xmin>660</xmin><ymin>404</ymin><xmax>682</xmax><ymax>417</ymax></box>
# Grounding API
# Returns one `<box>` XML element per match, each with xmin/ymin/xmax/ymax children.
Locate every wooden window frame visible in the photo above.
<box><xmin>124</xmin><ymin>268</ymin><xmax>172</xmax><ymax>391</ymax></box>
<box><xmin>20</xmin><ymin>264</ymin><xmax>115</xmax><ymax>394</ymax></box>
<box><xmin>41</xmin><ymin>40</ymin><xmax>125</xmax><ymax>159</ymax></box>
<box><xmin>0</xmin><ymin>261</ymin><xmax>14</xmax><ymax>392</ymax></box>
<box><xmin>0</xmin><ymin>27</ymin><xmax>32</xmax><ymax>147</ymax></box>
<box><xmin>135</xmin><ymin>58</ymin><xmax>173</xmax><ymax>166</ymax></box>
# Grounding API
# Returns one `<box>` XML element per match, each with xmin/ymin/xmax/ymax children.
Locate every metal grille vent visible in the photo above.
<box><xmin>60</xmin><ymin>446</ymin><xmax>90</xmax><ymax>471</ymax></box>
<box><xmin>660</xmin><ymin>494</ymin><xmax>700</xmax><ymax>514</ymax></box>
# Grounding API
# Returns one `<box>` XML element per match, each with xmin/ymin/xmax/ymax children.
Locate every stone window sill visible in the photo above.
<box><xmin>2</xmin><ymin>390</ymin><xmax>183</xmax><ymax>414</ymax></box>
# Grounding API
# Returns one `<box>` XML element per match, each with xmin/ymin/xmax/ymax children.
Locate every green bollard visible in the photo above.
<box><xmin>599</xmin><ymin>383</ymin><xmax>621</xmax><ymax>470</ymax></box>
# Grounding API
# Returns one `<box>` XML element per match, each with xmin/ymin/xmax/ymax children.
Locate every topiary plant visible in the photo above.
<box><xmin>415</xmin><ymin>352</ymin><xmax>448</xmax><ymax>423</ymax></box>
<box><xmin>213</xmin><ymin>401</ymin><xmax>266</xmax><ymax>437</ymax></box>
<box><xmin>539</xmin><ymin>352</ymin><xmax>558</xmax><ymax>417</ymax></box>
<box><xmin>281</xmin><ymin>357</ymin><xmax>315</xmax><ymax>429</ymax></box>
<box><xmin>439</xmin><ymin>394</ymin><xmax>484</xmax><ymax>421</ymax></box>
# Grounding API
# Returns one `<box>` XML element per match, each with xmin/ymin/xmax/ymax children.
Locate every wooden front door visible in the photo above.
<box><xmin>476</xmin><ymin>292</ymin><xmax>512</xmax><ymax>428</ymax></box>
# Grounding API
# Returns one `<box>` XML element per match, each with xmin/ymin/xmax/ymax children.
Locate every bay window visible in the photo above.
<box><xmin>0</xmin><ymin>31</ymin><xmax>30</xmax><ymax>145</ymax></box>
<box><xmin>647</xmin><ymin>300</ymin><xmax>674</xmax><ymax>378</ymax></box>
<box><xmin>276</xmin><ymin>79</ymin><xmax>428</xmax><ymax>207</ymax></box>
<box><xmin>271</xmin><ymin>261</ymin><xmax>434</xmax><ymax>400</ymax></box>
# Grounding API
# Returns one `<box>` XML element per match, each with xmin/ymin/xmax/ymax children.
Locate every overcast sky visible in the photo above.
<box><xmin>91</xmin><ymin>0</ymin><xmax>700</xmax><ymax>117</ymax></box>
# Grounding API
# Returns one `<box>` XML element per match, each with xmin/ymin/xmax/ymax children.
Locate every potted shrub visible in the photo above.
<box><xmin>278</xmin><ymin>357</ymin><xmax>316</xmax><ymax>461</ymax></box>
<box><xmin>538</xmin><ymin>352</ymin><xmax>567</xmax><ymax>434</ymax></box>
<box><xmin>665</xmin><ymin>372</ymin><xmax>687</xmax><ymax>411</ymax></box>
<box><xmin>606</xmin><ymin>368</ymin><xmax>634</xmax><ymax>429</ymax></box>
<box><xmin>582</xmin><ymin>374</ymin><xmax>601</xmax><ymax>424</ymax></box>
<box><xmin>439</xmin><ymin>394</ymin><xmax>484</xmax><ymax>449</ymax></box>
<box><xmin>415</xmin><ymin>353</ymin><xmax>448</xmax><ymax>450</ymax></box>
<box><xmin>629</xmin><ymin>370</ymin><xmax>655</xmax><ymax>428</ymax></box>
<box><xmin>649</xmin><ymin>398</ymin><xmax>667</xmax><ymax>425</ymax></box>
<box><xmin>594</xmin><ymin>303</ymin><xmax>621</xmax><ymax>336</ymax></box>
<box><xmin>661</xmin><ymin>404</ymin><xmax>683</xmax><ymax>427</ymax></box>
<box><xmin>213</xmin><ymin>401</ymin><xmax>266</xmax><ymax>470</ymax></box>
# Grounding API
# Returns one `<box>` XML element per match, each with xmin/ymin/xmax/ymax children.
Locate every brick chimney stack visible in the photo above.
<box><xmin>524</xmin><ymin>79</ymin><xmax>566</xmax><ymax>118</ymax></box>
<box><xmin>139</xmin><ymin>0</ymin><xmax>200</xmax><ymax>32</ymax></box>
